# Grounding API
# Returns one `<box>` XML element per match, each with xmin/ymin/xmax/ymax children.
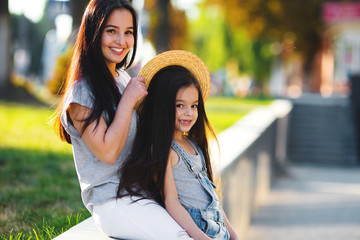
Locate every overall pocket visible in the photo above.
<box><xmin>201</xmin><ymin>211</ymin><xmax>221</xmax><ymax>238</ymax></box>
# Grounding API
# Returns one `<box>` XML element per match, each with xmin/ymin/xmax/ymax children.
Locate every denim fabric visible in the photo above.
<box><xmin>171</xmin><ymin>139</ymin><xmax>230</xmax><ymax>240</ymax></box>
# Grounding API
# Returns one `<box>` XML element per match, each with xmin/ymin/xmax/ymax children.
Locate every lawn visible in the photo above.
<box><xmin>0</xmin><ymin>97</ymin><xmax>272</xmax><ymax>239</ymax></box>
<box><xmin>0</xmin><ymin>101</ymin><xmax>89</xmax><ymax>240</ymax></box>
<box><xmin>206</xmin><ymin>97</ymin><xmax>273</xmax><ymax>133</ymax></box>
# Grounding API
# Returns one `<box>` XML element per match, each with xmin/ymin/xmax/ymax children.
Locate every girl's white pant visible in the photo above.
<box><xmin>93</xmin><ymin>196</ymin><xmax>193</xmax><ymax>240</ymax></box>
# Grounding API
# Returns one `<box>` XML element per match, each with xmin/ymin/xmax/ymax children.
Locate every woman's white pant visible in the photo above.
<box><xmin>93</xmin><ymin>196</ymin><xmax>193</xmax><ymax>240</ymax></box>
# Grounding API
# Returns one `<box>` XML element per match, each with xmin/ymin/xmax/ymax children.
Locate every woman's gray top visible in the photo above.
<box><xmin>60</xmin><ymin>70</ymin><xmax>137</xmax><ymax>214</ymax></box>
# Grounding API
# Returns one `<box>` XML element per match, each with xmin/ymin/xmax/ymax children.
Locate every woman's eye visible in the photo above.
<box><xmin>126</xmin><ymin>30</ymin><xmax>134</xmax><ymax>35</ymax></box>
<box><xmin>176</xmin><ymin>104</ymin><xmax>183</xmax><ymax>108</ymax></box>
<box><xmin>191</xmin><ymin>105</ymin><xmax>198</xmax><ymax>108</ymax></box>
<box><xmin>107</xmin><ymin>29</ymin><xmax>116</xmax><ymax>34</ymax></box>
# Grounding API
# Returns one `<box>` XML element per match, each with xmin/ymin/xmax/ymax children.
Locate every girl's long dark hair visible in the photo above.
<box><xmin>117</xmin><ymin>66</ymin><xmax>217</xmax><ymax>207</ymax></box>
<box><xmin>54</xmin><ymin>0</ymin><xmax>138</xmax><ymax>143</ymax></box>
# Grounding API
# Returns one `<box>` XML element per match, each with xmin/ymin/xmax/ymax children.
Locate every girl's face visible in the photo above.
<box><xmin>101</xmin><ymin>8</ymin><xmax>134</xmax><ymax>73</ymax></box>
<box><xmin>174</xmin><ymin>85</ymin><xmax>199</xmax><ymax>138</ymax></box>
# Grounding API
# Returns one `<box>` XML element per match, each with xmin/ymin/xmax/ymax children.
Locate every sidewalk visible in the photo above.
<box><xmin>246</xmin><ymin>164</ymin><xmax>360</xmax><ymax>240</ymax></box>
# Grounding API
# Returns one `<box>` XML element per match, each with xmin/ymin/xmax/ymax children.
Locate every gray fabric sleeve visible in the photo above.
<box><xmin>60</xmin><ymin>80</ymin><xmax>95</xmax><ymax>139</ymax></box>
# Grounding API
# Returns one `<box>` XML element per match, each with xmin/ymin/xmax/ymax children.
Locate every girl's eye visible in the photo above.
<box><xmin>176</xmin><ymin>104</ymin><xmax>183</xmax><ymax>108</ymax></box>
<box><xmin>191</xmin><ymin>104</ymin><xmax>198</xmax><ymax>108</ymax></box>
<box><xmin>126</xmin><ymin>30</ymin><xmax>134</xmax><ymax>35</ymax></box>
<box><xmin>107</xmin><ymin>29</ymin><xmax>116</xmax><ymax>34</ymax></box>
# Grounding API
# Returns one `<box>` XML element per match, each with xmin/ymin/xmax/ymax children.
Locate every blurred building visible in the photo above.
<box><xmin>318</xmin><ymin>2</ymin><xmax>360</xmax><ymax>96</ymax></box>
<box><xmin>286</xmin><ymin>3</ymin><xmax>360</xmax><ymax>166</ymax></box>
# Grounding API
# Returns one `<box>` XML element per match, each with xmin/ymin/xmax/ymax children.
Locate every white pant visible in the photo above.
<box><xmin>93</xmin><ymin>196</ymin><xmax>193</xmax><ymax>240</ymax></box>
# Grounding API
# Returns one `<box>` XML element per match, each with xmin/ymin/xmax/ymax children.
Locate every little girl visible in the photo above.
<box><xmin>117</xmin><ymin>50</ymin><xmax>239</xmax><ymax>240</ymax></box>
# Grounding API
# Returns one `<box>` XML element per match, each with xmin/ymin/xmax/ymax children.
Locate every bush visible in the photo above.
<box><xmin>46</xmin><ymin>46</ymin><xmax>73</xmax><ymax>95</ymax></box>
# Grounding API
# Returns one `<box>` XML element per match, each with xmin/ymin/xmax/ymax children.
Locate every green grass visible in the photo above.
<box><xmin>206</xmin><ymin>96</ymin><xmax>273</xmax><ymax>133</ymax></box>
<box><xmin>0</xmin><ymin>101</ymin><xmax>90</xmax><ymax>240</ymax></box>
<box><xmin>0</xmin><ymin>96</ymin><xmax>272</xmax><ymax>239</ymax></box>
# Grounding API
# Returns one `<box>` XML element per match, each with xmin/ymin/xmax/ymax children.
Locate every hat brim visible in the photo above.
<box><xmin>135</xmin><ymin>50</ymin><xmax>210</xmax><ymax>111</ymax></box>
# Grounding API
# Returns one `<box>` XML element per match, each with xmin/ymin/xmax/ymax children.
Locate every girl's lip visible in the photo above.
<box><xmin>180</xmin><ymin>120</ymin><xmax>192</xmax><ymax>126</ymax></box>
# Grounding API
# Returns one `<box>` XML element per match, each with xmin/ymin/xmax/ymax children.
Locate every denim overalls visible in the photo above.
<box><xmin>171</xmin><ymin>140</ymin><xmax>230</xmax><ymax>240</ymax></box>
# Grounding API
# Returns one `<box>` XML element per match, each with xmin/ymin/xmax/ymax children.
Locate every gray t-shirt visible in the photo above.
<box><xmin>60</xmin><ymin>70</ymin><xmax>137</xmax><ymax>214</ymax></box>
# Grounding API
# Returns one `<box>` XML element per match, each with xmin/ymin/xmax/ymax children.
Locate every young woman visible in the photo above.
<box><xmin>54</xmin><ymin>1</ymin><xmax>192</xmax><ymax>239</ymax></box>
<box><xmin>118</xmin><ymin>50</ymin><xmax>239</xmax><ymax>240</ymax></box>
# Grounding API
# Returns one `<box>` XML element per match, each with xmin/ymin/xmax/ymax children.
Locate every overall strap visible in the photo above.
<box><xmin>171</xmin><ymin>141</ymin><xmax>204</xmax><ymax>179</ymax></box>
<box><xmin>184</xmin><ymin>137</ymin><xmax>207</xmax><ymax>172</ymax></box>
<box><xmin>171</xmin><ymin>140</ymin><xmax>220</xmax><ymax>208</ymax></box>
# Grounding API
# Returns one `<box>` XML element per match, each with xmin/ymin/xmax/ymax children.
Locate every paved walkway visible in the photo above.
<box><xmin>246</xmin><ymin>164</ymin><xmax>360</xmax><ymax>240</ymax></box>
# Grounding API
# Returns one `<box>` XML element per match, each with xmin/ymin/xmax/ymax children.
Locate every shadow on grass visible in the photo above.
<box><xmin>0</xmin><ymin>147</ymin><xmax>91</xmax><ymax>239</ymax></box>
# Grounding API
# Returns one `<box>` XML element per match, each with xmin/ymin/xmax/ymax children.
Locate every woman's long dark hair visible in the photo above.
<box><xmin>117</xmin><ymin>66</ymin><xmax>217</xmax><ymax>207</ymax></box>
<box><xmin>54</xmin><ymin>0</ymin><xmax>138</xmax><ymax>143</ymax></box>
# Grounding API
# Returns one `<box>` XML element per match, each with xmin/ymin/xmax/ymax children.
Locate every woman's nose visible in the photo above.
<box><xmin>116</xmin><ymin>33</ymin><xmax>125</xmax><ymax>45</ymax></box>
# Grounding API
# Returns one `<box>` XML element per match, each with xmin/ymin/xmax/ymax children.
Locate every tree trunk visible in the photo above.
<box><xmin>71</xmin><ymin>0</ymin><xmax>89</xmax><ymax>33</ymax></box>
<box><xmin>155</xmin><ymin>0</ymin><xmax>170</xmax><ymax>53</ymax></box>
<box><xmin>0</xmin><ymin>0</ymin><xmax>10</xmax><ymax>91</ymax></box>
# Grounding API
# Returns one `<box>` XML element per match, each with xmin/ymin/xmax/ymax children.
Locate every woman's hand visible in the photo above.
<box><xmin>121</xmin><ymin>76</ymin><xmax>148</xmax><ymax>108</ymax></box>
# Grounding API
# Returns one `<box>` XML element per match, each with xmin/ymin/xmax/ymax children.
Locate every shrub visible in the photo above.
<box><xmin>46</xmin><ymin>46</ymin><xmax>73</xmax><ymax>95</ymax></box>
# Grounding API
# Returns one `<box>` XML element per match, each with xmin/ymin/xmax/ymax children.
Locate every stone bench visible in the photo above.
<box><xmin>54</xmin><ymin>100</ymin><xmax>292</xmax><ymax>240</ymax></box>
<box><xmin>53</xmin><ymin>217</ymin><xmax>113</xmax><ymax>240</ymax></box>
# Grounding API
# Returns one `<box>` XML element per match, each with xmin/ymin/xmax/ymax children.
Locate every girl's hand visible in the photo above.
<box><xmin>121</xmin><ymin>76</ymin><xmax>148</xmax><ymax>107</ymax></box>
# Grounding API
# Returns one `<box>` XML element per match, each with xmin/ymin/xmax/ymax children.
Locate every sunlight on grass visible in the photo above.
<box><xmin>0</xmin><ymin>101</ymin><xmax>90</xmax><ymax>240</ymax></box>
<box><xmin>206</xmin><ymin>97</ymin><xmax>273</xmax><ymax>133</ymax></box>
<box><xmin>0</xmin><ymin>102</ymin><xmax>71</xmax><ymax>153</ymax></box>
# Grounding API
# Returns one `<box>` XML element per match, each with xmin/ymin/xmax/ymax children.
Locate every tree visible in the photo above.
<box><xmin>0</xmin><ymin>0</ymin><xmax>11</xmax><ymax>91</ymax></box>
<box><xmin>70</xmin><ymin>0</ymin><xmax>89</xmax><ymax>33</ymax></box>
<box><xmin>145</xmin><ymin>0</ymin><xmax>187</xmax><ymax>53</ymax></box>
<box><xmin>205</xmin><ymin>0</ymin><xmax>359</xmax><ymax>76</ymax></box>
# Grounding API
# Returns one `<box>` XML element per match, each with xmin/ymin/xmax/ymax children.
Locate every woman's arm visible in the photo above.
<box><xmin>221</xmin><ymin>207</ymin><xmax>239</xmax><ymax>240</ymax></box>
<box><xmin>68</xmin><ymin>77</ymin><xmax>147</xmax><ymax>164</ymax></box>
<box><xmin>164</xmin><ymin>150</ymin><xmax>212</xmax><ymax>240</ymax></box>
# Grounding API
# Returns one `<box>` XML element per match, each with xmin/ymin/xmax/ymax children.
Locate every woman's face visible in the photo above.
<box><xmin>101</xmin><ymin>8</ymin><xmax>134</xmax><ymax>73</ymax></box>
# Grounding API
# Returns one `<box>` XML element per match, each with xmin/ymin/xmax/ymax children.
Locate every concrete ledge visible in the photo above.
<box><xmin>211</xmin><ymin>99</ymin><xmax>292</xmax><ymax>172</ymax></box>
<box><xmin>211</xmin><ymin>99</ymin><xmax>292</xmax><ymax>239</ymax></box>
<box><xmin>53</xmin><ymin>217</ymin><xmax>112</xmax><ymax>240</ymax></box>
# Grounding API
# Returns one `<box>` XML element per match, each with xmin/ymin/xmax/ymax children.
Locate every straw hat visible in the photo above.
<box><xmin>136</xmin><ymin>50</ymin><xmax>210</xmax><ymax>110</ymax></box>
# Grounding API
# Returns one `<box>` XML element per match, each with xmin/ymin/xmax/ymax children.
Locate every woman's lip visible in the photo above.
<box><xmin>110</xmin><ymin>47</ymin><xmax>124</xmax><ymax>55</ymax></box>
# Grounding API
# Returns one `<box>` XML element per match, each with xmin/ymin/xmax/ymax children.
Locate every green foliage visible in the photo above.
<box><xmin>46</xmin><ymin>46</ymin><xmax>73</xmax><ymax>95</ymax></box>
<box><xmin>252</xmin><ymin>39</ymin><xmax>274</xmax><ymax>86</ymax></box>
<box><xmin>187</xmin><ymin>4</ymin><xmax>275</xmax><ymax>90</ymax></box>
<box><xmin>188</xmin><ymin>6</ymin><xmax>228</xmax><ymax>72</ymax></box>
<box><xmin>203</xmin><ymin>0</ymin><xmax>360</xmax><ymax>80</ymax></box>
<box><xmin>226</xmin><ymin>27</ymin><xmax>254</xmax><ymax>74</ymax></box>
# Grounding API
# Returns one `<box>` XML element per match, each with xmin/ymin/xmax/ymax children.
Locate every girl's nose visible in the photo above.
<box><xmin>184</xmin><ymin>107</ymin><xmax>192</xmax><ymax>116</ymax></box>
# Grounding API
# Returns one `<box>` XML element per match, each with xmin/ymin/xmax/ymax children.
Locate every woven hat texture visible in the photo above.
<box><xmin>137</xmin><ymin>50</ymin><xmax>210</xmax><ymax>108</ymax></box>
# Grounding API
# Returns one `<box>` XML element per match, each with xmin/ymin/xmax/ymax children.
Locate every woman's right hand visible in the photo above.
<box><xmin>121</xmin><ymin>76</ymin><xmax>148</xmax><ymax>108</ymax></box>
<box><xmin>70</xmin><ymin>77</ymin><xmax>147</xmax><ymax>164</ymax></box>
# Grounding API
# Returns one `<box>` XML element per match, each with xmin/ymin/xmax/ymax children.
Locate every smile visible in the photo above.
<box><xmin>180</xmin><ymin>120</ymin><xmax>192</xmax><ymax>126</ymax></box>
<box><xmin>110</xmin><ymin>47</ymin><xmax>124</xmax><ymax>54</ymax></box>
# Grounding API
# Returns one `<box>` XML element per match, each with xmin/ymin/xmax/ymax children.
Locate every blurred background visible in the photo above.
<box><xmin>1</xmin><ymin>0</ymin><xmax>359</xmax><ymax>100</ymax></box>
<box><xmin>1</xmin><ymin>0</ymin><xmax>360</xmax><ymax>239</ymax></box>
